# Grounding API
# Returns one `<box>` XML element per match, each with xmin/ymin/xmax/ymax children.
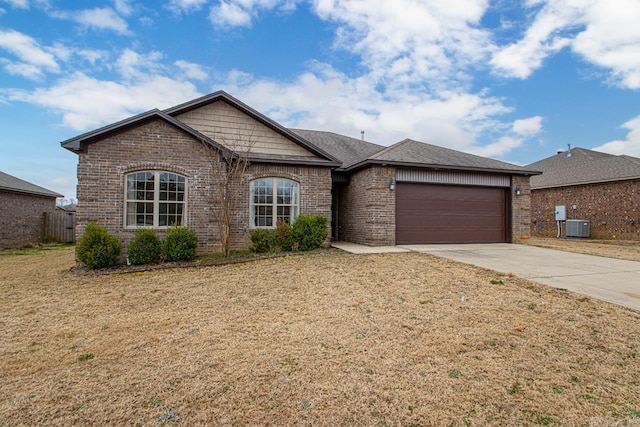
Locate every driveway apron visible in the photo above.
<box><xmin>401</xmin><ymin>243</ymin><xmax>640</xmax><ymax>312</ymax></box>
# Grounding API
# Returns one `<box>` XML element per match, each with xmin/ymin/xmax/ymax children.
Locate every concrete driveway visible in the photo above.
<box><xmin>401</xmin><ymin>244</ymin><xmax>640</xmax><ymax>311</ymax></box>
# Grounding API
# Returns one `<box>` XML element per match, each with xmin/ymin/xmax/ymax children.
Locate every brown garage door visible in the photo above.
<box><xmin>396</xmin><ymin>183</ymin><xmax>507</xmax><ymax>244</ymax></box>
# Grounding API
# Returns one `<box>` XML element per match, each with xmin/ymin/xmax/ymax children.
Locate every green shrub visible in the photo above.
<box><xmin>290</xmin><ymin>215</ymin><xmax>327</xmax><ymax>251</ymax></box>
<box><xmin>276</xmin><ymin>221</ymin><xmax>293</xmax><ymax>251</ymax></box>
<box><xmin>250</xmin><ymin>228</ymin><xmax>278</xmax><ymax>253</ymax></box>
<box><xmin>164</xmin><ymin>226</ymin><xmax>198</xmax><ymax>262</ymax></box>
<box><xmin>76</xmin><ymin>222</ymin><xmax>122</xmax><ymax>269</ymax></box>
<box><xmin>127</xmin><ymin>229</ymin><xmax>162</xmax><ymax>265</ymax></box>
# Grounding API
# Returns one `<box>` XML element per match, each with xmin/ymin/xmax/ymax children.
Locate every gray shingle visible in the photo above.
<box><xmin>289</xmin><ymin>129</ymin><xmax>384</xmax><ymax>169</ymax></box>
<box><xmin>368</xmin><ymin>139</ymin><xmax>539</xmax><ymax>174</ymax></box>
<box><xmin>527</xmin><ymin>147</ymin><xmax>640</xmax><ymax>189</ymax></box>
<box><xmin>0</xmin><ymin>171</ymin><xmax>62</xmax><ymax>198</ymax></box>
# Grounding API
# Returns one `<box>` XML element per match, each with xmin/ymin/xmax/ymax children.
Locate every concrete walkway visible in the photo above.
<box><xmin>331</xmin><ymin>242</ymin><xmax>640</xmax><ymax>311</ymax></box>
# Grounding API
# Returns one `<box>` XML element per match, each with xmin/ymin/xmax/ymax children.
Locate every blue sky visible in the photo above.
<box><xmin>1</xmin><ymin>0</ymin><xmax>639</xmax><ymax>201</ymax></box>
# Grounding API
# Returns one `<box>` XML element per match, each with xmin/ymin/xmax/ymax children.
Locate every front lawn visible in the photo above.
<box><xmin>1</xmin><ymin>247</ymin><xmax>638</xmax><ymax>426</ymax></box>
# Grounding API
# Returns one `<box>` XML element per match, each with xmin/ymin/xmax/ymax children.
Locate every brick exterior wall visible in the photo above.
<box><xmin>0</xmin><ymin>190</ymin><xmax>57</xmax><ymax>249</ymax></box>
<box><xmin>74</xmin><ymin>118</ymin><xmax>333</xmax><ymax>257</ymax></box>
<box><xmin>511</xmin><ymin>175</ymin><xmax>533</xmax><ymax>242</ymax></box>
<box><xmin>337</xmin><ymin>166</ymin><xmax>396</xmax><ymax>245</ymax></box>
<box><xmin>531</xmin><ymin>179</ymin><xmax>640</xmax><ymax>239</ymax></box>
<box><xmin>336</xmin><ymin>168</ymin><xmax>532</xmax><ymax>245</ymax></box>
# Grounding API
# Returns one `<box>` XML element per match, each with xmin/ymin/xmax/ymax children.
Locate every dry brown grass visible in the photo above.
<box><xmin>525</xmin><ymin>237</ymin><xmax>640</xmax><ymax>262</ymax></box>
<box><xmin>1</xmin><ymin>246</ymin><xmax>639</xmax><ymax>426</ymax></box>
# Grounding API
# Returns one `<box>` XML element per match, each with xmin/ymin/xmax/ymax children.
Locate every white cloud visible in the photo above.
<box><xmin>490</xmin><ymin>1</ymin><xmax>579</xmax><ymax>79</ymax></box>
<box><xmin>571</xmin><ymin>0</ymin><xmax>640</xmax><ymax>89</ymax></box>
<box><xmin>51</xmin><ymin>7</ymin><xmax>131</xmax><ymax>35</ymax></box>
<box><xmin>593</xmin><ymin>115</ymin><xmax>640</xmax><ymax>158</ymax></box>
<box><xmin>491</xmin><ymin>0</ymin><xmax>640</xmax><ymax>89</ymax></box>
<box><xmin>0</xmin><ymin>29</ymin><xmax>59</xmax><ymax>71</ymax></box>
<box><xmin>312</xmin><ymin>0</ymin><xmax>492</xmax><ymax>90</ymax></box>
<box><xmin>210</xmin><ymin>1</ymin><xmax>252</xmax><ymax>27</ymax></box>
<box><xmin>115</xmin><ymin>49</ymin><xmax>165</xmax><ymax>80</ymax></box>
<box><xmin>208</xmin><ymin>0</ymin><xmax>301</xmax><ymax>28</ymax></box>
<box><xmin>472</xmin><ymin>135</ymin><xmax>524</xmax><ymax>158</ymax></box>
<box><xmin>512</xmin><ymin>116</ymin><xmax>543</xmax><ymax>136</ymax></box>
<box><xmin>1</xmin><ymin>0</ymin><xmax>28</xmax><ymax>8</ymax></box>
<box><xmin>167</xmin><ymin>0</ymin><xmax>209</xmax><ymax>13</ymax></box>
<box><xmin>114</xmin><ymin>0</ymin><xmax>133</xmax><ymax>16</ymax></box>
<box><xmin>175</xmin><ymin>60</ymin><xmax>208</xmax><ymax>80</ymax></box>
<box><xmin>7</xmin><ymin>72</ymin><xmax>201</xmax><ymax>130</ymax></box>
<box><xmin>221</xmin><ymin>65</ymin><xmax>518</xmax><ymax>153</ymax></box>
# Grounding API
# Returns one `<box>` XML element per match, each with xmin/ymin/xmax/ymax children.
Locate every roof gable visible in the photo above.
<box><xmin>164</xmin><ymin>91</ymin><xmax>340</xmax><ymax>165</ymax></box>
<box><xmin>0</xmin><ymin>171</ymin><xmax>62</xmax><ymax>198</ymax></box>
<box><xmin>61</xmin><ymin>91</ymin><xmax>340</xmax><ymax>167</ymax></box>
<box><xmin>527</xmin><ymin>147</ymin><xmax>640</xmax><ymax>189</ymax></box>
<box><xmin>60</xmin><ymin>109</ymin><xmax>230</xmax><ymax>155</ymax></box>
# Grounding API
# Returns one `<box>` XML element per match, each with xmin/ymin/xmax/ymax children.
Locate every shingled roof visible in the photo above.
<box><xmin>291</xmin><ymin>132</ymin><xmax>540</xmax><ymax>175</ymax></box>
<box><xmin>364</xmin><ymin>139</ymin><xmax>539</xmax><ymax>174</ymax></box>
<box><xmin>289</xmin><ymin>129</ymin><xmax>384</xmax><ymax>169</ymax></box>
<box><xmin>527</xmin><ymin>147</ymin><xmax>640</xmax><ymax>189</ymax></box>
<box><xmin>0</xmin><ymin>171</ymin><xmax>62</xmax><ymax>198</ymax></box>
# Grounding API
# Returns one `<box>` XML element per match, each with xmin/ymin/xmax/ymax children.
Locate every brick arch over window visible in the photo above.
<box><xmin>124</xmin><ymin>170</ymin><xmax>187</xmax><ymax>228</ymax></box>
<box><xmin>249</xmin><ymin>177</ymin><xmax>299</xmax><ymax>228</ymax></box>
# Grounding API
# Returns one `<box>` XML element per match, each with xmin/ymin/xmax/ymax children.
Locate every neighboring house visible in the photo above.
<box><xmin>0</xmin><ymin>171</ymin><xmax>62</xmax><ymax>249</ymax></box>
<box><xmin>61</xmin><ymin>91</ymin><xmax>539</xmax><ymax>255</ymax></box>
<box><xmin>527</xmin><ymin>147</ymin><xmax>640</xmax><ymax>239</ymax></box>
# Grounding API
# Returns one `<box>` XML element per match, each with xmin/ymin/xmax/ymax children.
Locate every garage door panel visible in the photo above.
<box><xmin>396</xmin><ymin>183</ymin><xmax>507</xmax><ymax>244</ymax></box>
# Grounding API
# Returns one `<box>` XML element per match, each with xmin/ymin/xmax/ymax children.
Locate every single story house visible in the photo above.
<box><xmin>61</xmin><ymin>91</ymin><xmax>540</xmax><ymax>254</ymax></box>
<box><xmin>0</xmin><ymin>171</ymin><xmax>62</xmax><ymax>249</ymax></box>
<box><xmin>527</xmin><ymin>147</ymin><xmax>640</xmax><ymax>239</ymax></box>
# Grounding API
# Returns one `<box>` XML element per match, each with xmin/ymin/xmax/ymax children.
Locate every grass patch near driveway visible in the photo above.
<box><xmin>526</xmin><ymin>237</ymin><xmax>640</xmax><ymax>262</ymax></box>
<box><xmin>1</xmin><ymin>247</ymin><xmax>639</xmax><ymax>426</ymax></box>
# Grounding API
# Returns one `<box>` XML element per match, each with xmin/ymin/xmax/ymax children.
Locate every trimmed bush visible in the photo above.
<box><xmin>76</xmin><ymin>222</ymin><xmax>122</xmax><ymax>269</ymax></box>
<box><xmin>276</xmin><ymin>221</ymin><xmax>293</xmax><ymax>251</ymax></box>
<box><xmin>164</xmin><ymin>226</ymin><xmax>198</xmax><ymax>262</ymax></box>
<box><xmin>250</xmin><ymin>228</ymin><xmax>277</xmax><ymax>253</ymax></box>
<box><xmin>127</xmin><ymin>229</ymin><xmax>162</xmax><ymax>265</ymax></box>
<box><xmin>290</xmin><ymin>215</ymin><xmax>327</xmax><ymax>251</ymax></box>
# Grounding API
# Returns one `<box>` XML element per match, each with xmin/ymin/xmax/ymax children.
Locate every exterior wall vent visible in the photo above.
<box><xmin>566</xmin><ymin>219</ymin><xmax>590</xmax><ymax>238</ymax></box>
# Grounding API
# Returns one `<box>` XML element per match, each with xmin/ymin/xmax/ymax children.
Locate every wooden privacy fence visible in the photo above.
<box><xmin>44</xmin><ymin>210</ymin><xmax>77</xmax><ymax>243</ymax></box>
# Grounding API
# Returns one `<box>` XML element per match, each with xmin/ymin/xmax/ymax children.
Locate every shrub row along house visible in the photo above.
<box><xmin>527</xmin><ymin>147</ymin><xmax>640</xmax><ymax>239</ymax></box>
<box><xmin>61</xmin><ymin>91</ymin><xmax>540</xmax><ymax>255</ymax></box>
<box><xmin>0</xmin><ymin>171</ymin><xmax>62</xmax><ymax>249</ymax></box>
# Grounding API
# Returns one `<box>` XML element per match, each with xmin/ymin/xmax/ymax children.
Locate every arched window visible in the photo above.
<box><xmin>250</xmin><ymin>178</ymin><xmax>299</xmax><ymax>227</ymax></box>
<box><xmin>125</xmin><ymin>171</ymin><xmax>186</xmax><ymax>227</ymax></box>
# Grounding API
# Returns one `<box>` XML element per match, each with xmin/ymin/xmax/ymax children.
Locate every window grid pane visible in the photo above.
<box><xmin>126</xmin><ymin>171</ymin><xmax>185</xmax><ymax>228</ymax></box>
<box><xmin>251</xmin><ymin>178</ymin><xmax>298</xmax><ymax>228</ymax></box>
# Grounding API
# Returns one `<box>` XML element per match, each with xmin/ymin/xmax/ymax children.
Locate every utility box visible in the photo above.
<box><xmin>555</xmin><ymin>205</ymin><xmax>566</xmax><ymax>221</ymax></box>
<box><xmin>566</xmin><ymin>220</ymin><xmax>590</xmax><ymax>238</ymax></box>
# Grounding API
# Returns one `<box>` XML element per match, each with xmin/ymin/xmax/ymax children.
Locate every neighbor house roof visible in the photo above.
<box><xmin>0</xmin><ymin>171</ymin><xmax>62</xmax><ymax>198</ymax></box>
<box><xmin>527</xmin><ymin>147</ymin><xmax>640</xmax><ymax>189</ymax></box>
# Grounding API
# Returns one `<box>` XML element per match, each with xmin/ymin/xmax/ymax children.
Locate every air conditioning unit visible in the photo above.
<box><xmin>566</xmin><ymin>220</ymin><xmax>590</xmax><ymax>238</ymax></box>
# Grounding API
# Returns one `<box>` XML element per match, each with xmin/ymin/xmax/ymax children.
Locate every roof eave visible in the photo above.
<box><xmin>60</xmin><ymin>110</ymin><xmax>232</xmax><ymax>157</ymax></box>
<box><xmin>0</xmin><ymin>186</ymin><xmax>62</xmax><ymax>198</ymax></box>
<box><xmin>345</xmin><ymin>159</ymin><xmax>542</xmax><ymax>175</ymax></box>
<box><xmin>248</xmin><ymin>157</ymin><xmax>341</xmax><ymax>168</ymax></box>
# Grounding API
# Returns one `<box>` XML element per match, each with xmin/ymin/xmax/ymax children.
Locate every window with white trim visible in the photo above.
<box><xmin>250</xmin><ymin>178</ymin><xmax>299</xmax><ymax>227</ymax></box>
<box><xmin>125</xmin><ymin>171</ymin><xmax>186</xmax><ymax>227</ymax></box>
